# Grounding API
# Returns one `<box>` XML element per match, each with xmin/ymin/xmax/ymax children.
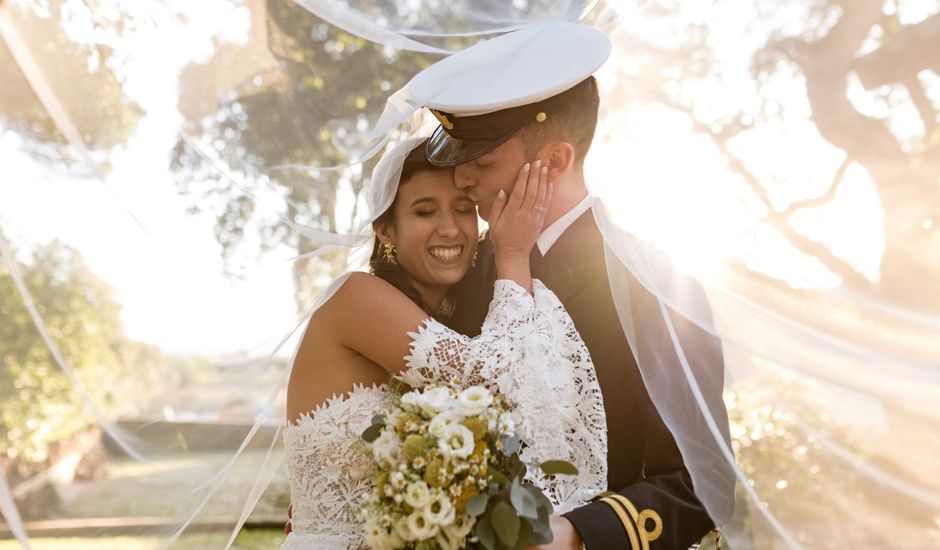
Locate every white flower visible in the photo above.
<box><xmin>428</xmin><ymin>410</ymin><xmax>461</xmax><ymax>438</ymax></box>
<box><xmin>419</xmin><ymin>386</ymin><xmax>455</xmax><ymax>414</ymax></box>
<box><xmin>406</xmin><ymin>509</ymin><xmax>440</xmax><ymax>540</ymax></box>
<box><xmin>444</xmin><ymin>514</ymin><xmax>474</xmax><ymax>538</ymax></box>
<box><xmin>389</xmin><ymin>470</ymin><xmax>407</xmax><ymax>490</ymax></box>
<box><xmin>436</xmin><ymin>528</ymin><xmax>463</xmax><ymax>550</ymax></box>
<box><xmin>404</xmin><ymin>481</ymin><xmax>431</xmax><ymax>508</ymax></box>
<box><xmin>422</xmin><ymin>492</ymin><xmax>456</xmax><ymax>526</ymax></box>
<box><xmin>438</xmin><ymin>424</ymin><xmax>476</xmax><ymax>459</ymax></box>
<box><xmin>388</xmin><ymin>528</ymin><xmax>404</xmax><ymax>548</ymax></box>
<box><xmin>498</xmin><ymin>412</ymin><xmax>515</xmax><ymax>436</ymax></box>
<box><xmin>372</xmin><ymin>430</ymin><xmax>401</xmax><ymax>465</ymax></box>
<box><xmin>456</xmin><ymin>386</ymin><xmax>492</xmax><ymax>416</ymax></box>
<box><xmin>400</xmin><ymin>391</ymin><xmax>421</xmax><ymax>412</ymax></box>
<box><xmin>394</xmin><ymin>516</ymin><xmax>414</xmax><ymax>542</ymax></box>
<box><xmin>363</xmin><ymin>519</ymin><xmax>394</xmax><ymax>550</ymax></box>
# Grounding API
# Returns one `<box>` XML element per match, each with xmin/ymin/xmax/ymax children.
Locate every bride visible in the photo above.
<box><xmin>282</xmin><ymin>136</ymin><xmax>608</xmax><ymax>549</ymax></box>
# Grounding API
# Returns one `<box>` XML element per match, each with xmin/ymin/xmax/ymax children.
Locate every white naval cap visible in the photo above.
<box><xmin>417</xmin><ymin>22</ymin><xmax>612</xmax><ymax>166</ymax></box>
<box><xmin>365</xmin><ymin>23</ymin><xmax>611</xmax><ymax>166</ymax></box>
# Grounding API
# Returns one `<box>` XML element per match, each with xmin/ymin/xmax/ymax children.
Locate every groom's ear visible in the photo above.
<box><xmin>539</xmin><ymin>142</ymin><xmax>576</xmax><ymax>183</ymax></box>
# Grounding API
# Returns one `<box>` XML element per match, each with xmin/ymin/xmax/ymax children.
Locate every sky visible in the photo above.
<box><xmin>0</xmin><ymin>0</ymin><xmax>297</xmax><ymax>357</ymax></box>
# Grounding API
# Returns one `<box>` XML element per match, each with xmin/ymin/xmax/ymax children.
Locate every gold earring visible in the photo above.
<box><xmin>470</xmin><ymin>249</ymin><xmax>478</xmax><ymax>267</ymax></box>
<box><xmin>382</xmin><ymin>241</ymin><xmax>397</xmax><ymax>264</ymax></box>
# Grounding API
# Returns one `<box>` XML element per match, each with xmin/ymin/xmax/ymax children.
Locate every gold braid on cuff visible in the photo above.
<box><xmin>596</xmin><ymin>494</ymin><xmax>663</xmax><ymax>550</ymax></box>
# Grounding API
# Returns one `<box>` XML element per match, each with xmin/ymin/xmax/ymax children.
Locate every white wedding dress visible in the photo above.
<box><xmin>281</xmin><ymin>280</ymin><xmax>608</xmax><ymax>549</ymax></box>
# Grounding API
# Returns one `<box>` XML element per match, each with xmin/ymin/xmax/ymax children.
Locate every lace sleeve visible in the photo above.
<box><xmin>399</xmin><ymin>279</ymin><xmax>536</xmax><ymax>389</ymax></box>
<box><xmin>400</xmin><ymin>279</ymin><xmax>609</xmax><ymax>512</ymax></box>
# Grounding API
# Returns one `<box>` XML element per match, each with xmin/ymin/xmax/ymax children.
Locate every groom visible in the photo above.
<box><xmin>421</xmin><ymin>24</ymin><xmax>734</xmax><ymax>550</ymax></box>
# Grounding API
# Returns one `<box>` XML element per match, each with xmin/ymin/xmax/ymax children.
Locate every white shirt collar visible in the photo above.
<box><xmin>537</xmin><ymin>193</ymin><xmax>592</xmax><ymax>255</ymax></box>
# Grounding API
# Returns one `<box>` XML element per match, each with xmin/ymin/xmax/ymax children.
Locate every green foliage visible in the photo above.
<box><xmin>469</xmin><ymin>447</ymin><xmax>575</xmax><ymax>549</ymax></box>
<box><xmin>0</xmin><ymin>240</ymin><xmax>160</xmax><ymax>463</ymax></box>
<box><xmin>538</xmin><ymin>460</ymin><xmax>579</xmax><ymax>476</ymax></box>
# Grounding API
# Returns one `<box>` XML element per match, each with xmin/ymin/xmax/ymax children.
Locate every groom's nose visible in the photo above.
<box><xmin>453</xmin><ymin>164</ymin><xmax>475</xmax><ymax>191</ymax></box>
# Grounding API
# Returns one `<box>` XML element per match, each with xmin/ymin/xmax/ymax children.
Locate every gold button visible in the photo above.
<box><xmin>535</xmin><ymin>112</ymin><xmax>547</xmax><ymax>122</ymax></box>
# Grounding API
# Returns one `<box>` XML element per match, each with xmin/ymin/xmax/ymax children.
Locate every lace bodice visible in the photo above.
<box><xmin>283</xmin><ymin>280</ymin><xmax>608</xmax><ymax>549</ymax></box>
<box><xmin>283</xmin><ymin>383</ymin><xmax>392</xmax><ymax>549</ymax></box>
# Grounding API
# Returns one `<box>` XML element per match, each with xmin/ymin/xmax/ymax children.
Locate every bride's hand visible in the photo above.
<box><xmin>489</xmin><ymin>159</ymin><xmax>552</xmax><ymax>262</ymax></box>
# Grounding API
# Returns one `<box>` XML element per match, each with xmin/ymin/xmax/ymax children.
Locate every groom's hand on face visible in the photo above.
<box><xmin>525</xmin><ymin>515</ymin><xmax>583</xmax><ymax>550</ymax></box>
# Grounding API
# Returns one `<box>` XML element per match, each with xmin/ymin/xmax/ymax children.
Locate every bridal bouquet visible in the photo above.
<box><xmin>358</xmin><ymin>383</ymin><xmax>577</xmax><ymax>550</ymax></box>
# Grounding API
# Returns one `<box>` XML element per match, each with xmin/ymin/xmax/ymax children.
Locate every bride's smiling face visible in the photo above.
<box><xmin>377</xmin><ymin>169</ymin><xmax>478</xmax><ymax>294</ymax></box>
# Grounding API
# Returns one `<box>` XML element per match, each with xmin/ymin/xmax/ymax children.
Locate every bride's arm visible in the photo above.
<box><xmin>315</xmin><ymin>161</ymin><xmax>551</xmax><ymax>377</ymax></box>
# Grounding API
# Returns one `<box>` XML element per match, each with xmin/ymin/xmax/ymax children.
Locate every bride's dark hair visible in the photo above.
<box><xmin>369</xmin><ymin>140</ymin><xmax>464</xmax><ymax>318</ymax></box>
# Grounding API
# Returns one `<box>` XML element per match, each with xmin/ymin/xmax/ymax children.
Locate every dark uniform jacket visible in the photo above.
<box><xmin>449</xmin><ymin>209</ymin><xmax>732</xmax><ymax>549</ymax></box>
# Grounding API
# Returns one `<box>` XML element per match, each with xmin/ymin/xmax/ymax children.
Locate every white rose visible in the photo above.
<box><xmin>436</xmin><ymin>528</ymin><xmax>463</xmax><ymax>550</ymax></box>
<box><xmin>400</xmin><ymin>391</ymin><xmax>421</xmax><ymax>412</ymax></box>
<box><xmin>428</xmin><ymin>410</ymin><xmax>460</xmax><ymax>438</ymax></box>
<box><xmin>404</xmin><ymin>481</ymin><xmax>431</xmax><ymax>508</ymax></box>
<box><xmin>443</xmin><ymin>514</ymin><xmax>474</xmax><ymax>538</ymax></box>
<box><xmin>419</xmin><ymin>387</ymin><xmax>454</xmax><ymax>415</ymax></box>
<box><xmin>406</xmin><ymin>509</ymin><xmax>440</xmax><ymax>540</ymax></box>
<box><xmin>394</xmin><ymin>516</ymin><xmax>414</xmax><ymax>542</ymax></box>
<box><xmin>438</xmin><ymin>424</ymin><xmax>475</xmax><ymax>459</ymax></box>
<box><xmin>372</xmin><ymin>430</ymin><xmax>401</xmax><ymax>465</ymax></box>
<box><xmin>422</xmin><ymin>492</ymin><xmax>456</xmax><ymax>526</ymax></box>
<box><xmin>456</xmin><ymin>386</ymin><xmax>492</xmax><ymax>416</ymax></box>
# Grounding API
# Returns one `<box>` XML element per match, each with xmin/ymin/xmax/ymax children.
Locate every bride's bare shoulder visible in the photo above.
<box><xmin>324</xmin><ymin>272</ymin><xmax>411</xmax><ymax>311</ymax></box>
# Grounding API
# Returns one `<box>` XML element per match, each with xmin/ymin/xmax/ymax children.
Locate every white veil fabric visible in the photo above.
<box><xmin>1</xmin><ymin>1</ymin><xmax>939</xmax><ymax>549</ymax></box>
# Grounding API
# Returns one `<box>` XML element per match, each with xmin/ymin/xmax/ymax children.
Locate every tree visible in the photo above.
<box><xmin>590</xmin><ymin>0</ymin><xmax>940</xmax><ymax>316</ymax></box>
<box><xmin>0</xmin><ymin>239</ymin><xmax>168</xmax><ymax>464</ymax></box>
<box><xmin>0</xmin><ymin>0</ymin><xmax>143</xmax><ymax>166</ymax></box>
<box><xmin>170</xmin><ymin>0</ymin><xmax>473</xmax><ymax>309</ymax></box>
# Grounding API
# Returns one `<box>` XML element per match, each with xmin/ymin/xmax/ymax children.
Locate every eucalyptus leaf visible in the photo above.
<box><xmin>361</xmin><ymin>423</ymin><xmax>383</xmax><ymax>443</ymax></box>
<box><xmin>467</xmin><ymin>493</ymin><xmax>489</xmax><ymax>517</ymax></box>
<box><xmin>371</xmin><ymin>414</ymin><xmax>385</xmax><ymax>426</ymax></box>
<box><xmin>529</xmin><ymin>514</ymin><xmax>554</xmax><ymax>546</ymax></box>
<box><xmin>510</xmin><ymin>477</ymin><xmax>539</xmax><ymax>519</ymax></box>
<box><xmin>510</xmin><ymin>518</ymin><xmax>535</xmax><ymax>550</ymax></box>
<box><xmin>525</xmin><ymin>483</ymin><xmax>555</xmax><ymax>513</ymax></box>
<box><xmin>492</xmin><ymin>501</ymin><xmax>521</xmax><ymax>546</ymax></box>
<box><xmin>490</xmin><ymin>468</ymin><xmax>509</xmax><ymax>485</ymax></box>
<box><xmin>540</xmin><ymin>459</ymin><xmax>579</xmax><ymax>476</ymax></box>
<box><xmin>510</xmin><ymin>460</ymin><xmax>527</xmax><ymax>480</ymax></box>
<box><xmin>476</xmin><ymin>514</ymin><xmax>496</xmax><ymax>550</ymax></box>
<box><xmin>501</xmin><ymin>434</ymin><xmax>521</xmax><ymax>455</ymax></box>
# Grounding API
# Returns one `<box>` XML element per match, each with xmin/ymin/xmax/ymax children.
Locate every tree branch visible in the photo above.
<box><xmin>780</xmin><ymin>155</ymin><xmax>852</xmax><ymax>218</ymax></box>
<box><xmin>852</xmin><ymin>13</ymin><xmax>940</xmax><ymax>90</ymax></box>
<box><xmin>903</xmin><ymin>74</ymin><xmax>938</xmax><ymax>138</ymax></box>
<box><xmin>653</xmin><ymin>96</ymin><xmax>872</xmax><ymax>289</ymax></box>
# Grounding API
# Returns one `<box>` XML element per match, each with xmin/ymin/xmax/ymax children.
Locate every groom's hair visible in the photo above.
<box><xmin>370</xmin><ymin>140</ymin><xmax>454</xmax><ymax>316</ymax></box>
<box><xmin>515</xmin><ymin>77</ymin><xmax>600</xmax><ymax>167</ymax></box>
